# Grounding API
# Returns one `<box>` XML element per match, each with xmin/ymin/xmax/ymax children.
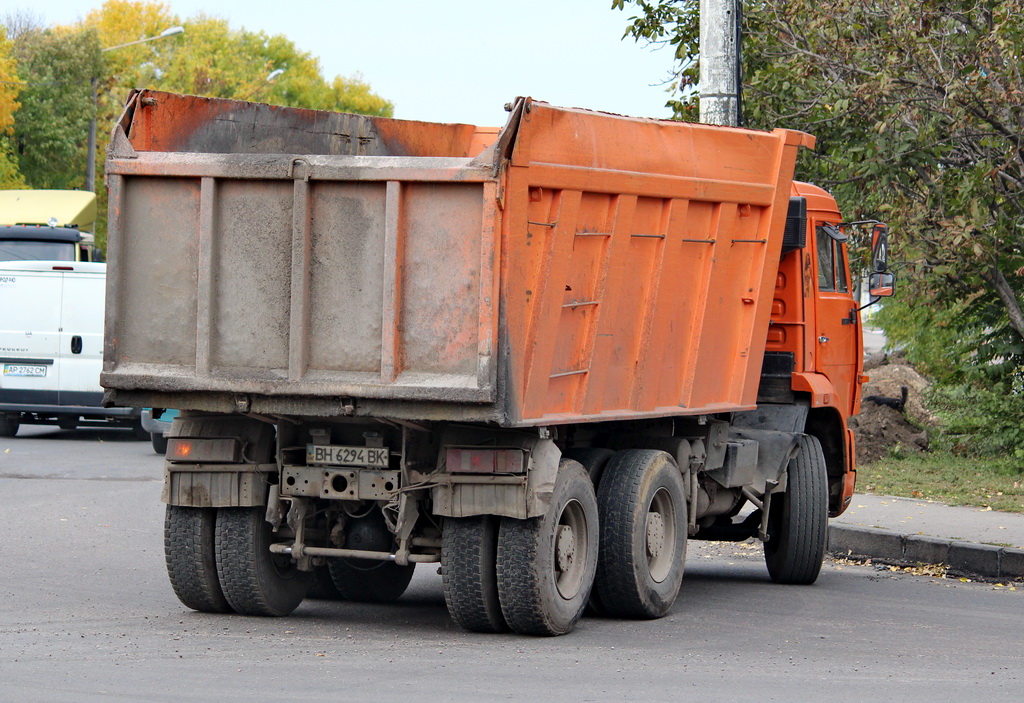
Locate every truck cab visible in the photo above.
<box><xmin>758</xmin><ymin>182</ymin><xmax>890</xmax><ymax>516</ymax></box>
<box><xmin>0</xmin><ymin>190</ymin><xmax>102</xmax><ymax>263</ymax></box>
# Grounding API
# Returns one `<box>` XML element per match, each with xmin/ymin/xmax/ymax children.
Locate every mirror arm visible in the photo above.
<box><xmin>857</xmin><ymin>296</ymin><xmax>881</xmax><ymax>312</ymax></box>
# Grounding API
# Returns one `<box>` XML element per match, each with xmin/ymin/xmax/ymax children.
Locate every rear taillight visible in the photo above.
<box><xmin>167</xmin><ymin>437</ymin><xmax>243</xmax><ymax>463</ymax></box>
<box><xmin>445</xmin><ymin>448</ymin><xmax>526</xmax><ymax>474</ymax></box>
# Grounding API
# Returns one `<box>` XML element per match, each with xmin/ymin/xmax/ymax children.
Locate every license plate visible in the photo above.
<box><xmin>306</xmin><ymin>444</ymin><xmax>390</xmax><ymax>468</ymax></box>
<box><xmin>3</xmin><ymin>364</ymin><xmax>47</xmax><ymax>377</ymax></box>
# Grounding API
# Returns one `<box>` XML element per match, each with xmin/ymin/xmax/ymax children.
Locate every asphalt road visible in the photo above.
<box><xmin>1</xmin><ymin>427</ymin><xmax>1021</xmax><ymax>702</ymax></box>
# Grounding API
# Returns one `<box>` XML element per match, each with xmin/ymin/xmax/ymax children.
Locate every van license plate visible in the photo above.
<box><xmin>306</xmin><ymin>444</ymin><xmax>390</xmax><ymax>468</ymax></box>
<box><xmin>3</xmin><ymin>364</ymin><xmax>47</xmax><ymax>377</ymax></box>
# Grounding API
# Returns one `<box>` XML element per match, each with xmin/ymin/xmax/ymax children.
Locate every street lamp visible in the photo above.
<box><xmin>86</xmin><ymin>26</ymin><xmax>185</xmax><ymax>192</ymax></box>
<box><xmin>101</xmin><ymin>26</ymin><xmax>184</xmax><ymax>53</ymax></box>
<box><xmin>240</xmin><ymin>67</ymin><xmax>286</xmax><ymax>101</ymax></box>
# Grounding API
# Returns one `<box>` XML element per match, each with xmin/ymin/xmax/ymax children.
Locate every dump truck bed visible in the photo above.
<box><xmin>102</xmin><ymin>90</ymin><xmax>811</xmax><ymax>426</ymax></box>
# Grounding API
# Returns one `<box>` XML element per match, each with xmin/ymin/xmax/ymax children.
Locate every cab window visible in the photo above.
<box><xmin>816</xmin><ymin>224</ymin><xmax>848</xmax><ymax>293</ymax></box>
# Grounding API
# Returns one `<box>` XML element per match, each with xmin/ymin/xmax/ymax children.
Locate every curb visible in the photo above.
<box><xmin>828</xmin><ymin>524</ymin><xmax>1024</xmax><ymax>580</ymax></box>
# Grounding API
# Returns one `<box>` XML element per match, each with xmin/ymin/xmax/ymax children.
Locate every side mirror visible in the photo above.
<box><xmin>869</xmin><ymin>271</ymin><xmax>895</xmax><ymax>298</ymax></box>
<box><xmin>871</xmin><ymin>224</ymin><xmax>889</xmax><ymax>272</ymax></box>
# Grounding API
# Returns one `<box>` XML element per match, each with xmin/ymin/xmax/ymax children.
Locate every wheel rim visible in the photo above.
<box><xmin>553</xmin><ymin>498</ymin><xmax>589</xmax><ymax>600</ymax></box>
<box><xmin>646</xmin><ymin>487</ymin><xmax>676</xmax><ymax>583</ymax></box>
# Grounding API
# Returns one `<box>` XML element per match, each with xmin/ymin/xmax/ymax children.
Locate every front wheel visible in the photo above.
<box><xmin>215</xmin><ymin>507</ymin><xmax>312</xmax><ymax>616</ymax></box>
<box><xmin>763</xmin><ymin>434</ymin><xmax>828</xmax><ymax>585</ymax></box>
<box><xmin>496</xmin><ymin>459</ymin><xmax>598</xmax><ymax>636</ymax></box>
<box><xmin>0</xmin><ymin>414</ymin><xmax>19</xmax><ymax>438</ymax></box>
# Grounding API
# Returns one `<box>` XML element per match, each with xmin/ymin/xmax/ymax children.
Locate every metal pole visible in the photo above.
<box><xmin>699</xmin><ymin>0</ymin><xmax>741</xmax><ymax>126</ymax></box>
<box><xmin>86</xmin><ymin>77</ymin><xmax>97</xmax><ymax>192</ymax></box>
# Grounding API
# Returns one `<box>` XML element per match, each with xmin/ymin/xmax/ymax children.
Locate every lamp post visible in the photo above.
<box><xmin>240</xmin><ymin>67</ymin><xmax>286</xmax><ymax>101</ymax></box>
<box><xmin>86</xmin><ymin>26</ymin><xmax>185</xmax><ymax>192</ymax></box>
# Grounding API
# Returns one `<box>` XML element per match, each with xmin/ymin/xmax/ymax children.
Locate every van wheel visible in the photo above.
<box><xmin>58</xmin><ymin>417</ymin><xmax>78</xmax><ymax>431</ymax></box>
<box><xmin>132</xmin><ymin>419</ymin><xmax>150</xmax><ymax>441</ymax></box>
<box><xmin>215</xmin><ymin>506</ymin><xmax>312</xmax><ymax>616</ymax></box>
<box><xmin>594</xmin><ymin>449</ymin><xmax>687</xmax><ymax>619</ymax></box>
<box><xmin>151</xmin><ymin>432</ymin><xmax>169</xmax><ymax>454</ymax></box>
<box><xmin>164</xmin><ymin>506</ymin><xmax>232</xmax><ymax>613</ymax></box>
<box><xmin>764</xmin><ymin>434</ymin><xmax>828</xmax><ymax>585</ymax></box>
<box><xmin>0</xmin><ymin>414</ymin><xmax>19</xmax><ymax>437</ymax></box>
<box><xmin>496</xmin><ymin>459</ymin><xmax>598</xmax><ymax>636</ymax></box>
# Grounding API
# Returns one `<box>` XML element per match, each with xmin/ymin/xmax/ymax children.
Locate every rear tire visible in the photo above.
<box><xmin>306</xmin><ymin>563</ymin><xmax>344</xmax><ymax>600</ymax></box>
<box><xmin>58</xmin><ymin>417</ymin><xmax>78</xmax><ymax>431</ymax></box>
<box><xmin>595</xmin><ymin>449</ymin><xmax>687</xmax><ymax>619</ymax></box>
<box><xmin>562</xmin><ymin>447</ymin><xmax>615</xmax><ymax>616</ymax></box>
<box><xmin>764</xmin><ymin>434</ymin><xmax>828</xmax><ymax>585</ymax></box>
<box><xmin>326</xmin><ymin>509</ymin><xmax>415</xmax><ymax>602</ymax></box>
<box><xmin>0</xmin><ymin>414</ymin><xmax>19</xmax><ymax>437</ymax></box>
<box><xmin>442</xmin><ymin>515</ymin><xmax>507</xmax><ymax>633</ymax></box>
<box><xmin>496</xmin><ymin>459</ymin><xmax>598</xmax><ymax>636</ymax></box>
<box><xmin>326</xmin><ymin>558</ymin><xmax>415</xmax><ymax>602</ymax></box>
<box><xmin>132</xmin><ymin>419</ymin><xmax>150</xmax><ymax>441</ymax></box>
<box><xmin>164</xmin><ymin>505</ymin><xmax>232</xmax><ymax>613</ymax></box>
<box><xmin>563</xmin><ymin>447</ymin><xmax>615</xmax><ymax>489</ymax></box>
<box><xmin>215</xmin><ymin>506</ymin><xmax>311</xmax><ymax>616</ymax></box>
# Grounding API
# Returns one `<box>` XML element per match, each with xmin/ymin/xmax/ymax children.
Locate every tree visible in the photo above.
<box><xmin>3</xmin><ymin>0</ymin><xmax>394</xmax><ymax>249</ymax></box>
<box><xmin>615</xmin><ymin>0</ymin><xmax>1024</xmax><ymax>380</ymax></box>
<box><xmin>0</xmin><ymin>27</ymin><xmax>25</xmax><ymax>188</ymax></box>
<box><xmin>6</xmin><ymin>25</ymin><xmax>101</xmax><ymax>190</ymax></box>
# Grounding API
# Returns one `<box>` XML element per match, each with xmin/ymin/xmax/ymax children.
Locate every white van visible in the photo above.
<box><xmin>0</xmin><ymin>261</ymin><xmax>141</xmax><ymax>436</ymax></box>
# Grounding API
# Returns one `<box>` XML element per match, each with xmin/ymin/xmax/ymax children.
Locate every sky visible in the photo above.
<box><xmin>32</xmin><ymin>0</ymin><xmax>678</xmax><ymax>127</ymax></box>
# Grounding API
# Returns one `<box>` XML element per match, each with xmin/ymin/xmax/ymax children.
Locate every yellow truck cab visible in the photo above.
<box><xmin>0</xmin><ymin>190</ymin><xmax>102</xmax><ymax>262</ymax></box>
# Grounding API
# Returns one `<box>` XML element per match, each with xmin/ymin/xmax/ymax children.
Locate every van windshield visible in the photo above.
<box><xmin>0</xmin><ymin>240</ymin><xmax>77</xmax><ymax>261</ymax></box>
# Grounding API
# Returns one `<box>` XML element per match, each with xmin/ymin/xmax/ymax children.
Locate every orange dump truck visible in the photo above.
<box><xmin>102</xmin><ymin>90</ymin><xmax>890</xmax><ymax>635</ymax></box>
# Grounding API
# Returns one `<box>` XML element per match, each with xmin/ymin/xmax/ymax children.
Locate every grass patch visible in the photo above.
<box><xmin>859</xmin><ymin>451</ymin><xmax>1024</xmax><ymax>513</ymax></box>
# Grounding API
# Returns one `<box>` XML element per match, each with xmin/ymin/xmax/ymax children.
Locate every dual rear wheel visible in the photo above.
<box><xmin>164</xmin><ymin>505</ymin><xmax>311</xmax><ymax>617</ymax></box>
<box><xmin>440</xmin><ymin>449</ymin><xmax>691</xmax><ymax>635</ymax></box>
<box><xmin>166</xmin><ymin>505</ymin><xmax>415</xmax><ymax>616</ymax></box>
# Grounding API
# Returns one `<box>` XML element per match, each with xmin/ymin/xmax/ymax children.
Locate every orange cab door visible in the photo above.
<box><xmin>811</xmin><ymin>222</ymin><xmax>861</xmax><ymax>415</ymax></box>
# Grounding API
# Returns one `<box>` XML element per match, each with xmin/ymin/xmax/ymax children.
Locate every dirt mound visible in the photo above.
<box><xmin>851</xmin><ymin>355</ymin><xmax>933</xmax><ymax>464</ymax></box>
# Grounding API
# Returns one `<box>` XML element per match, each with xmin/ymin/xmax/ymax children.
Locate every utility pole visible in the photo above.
<box><xmin>699</xmin><ymin>0</ymin><xmax>741</xmax><ymax>127</ymax></box>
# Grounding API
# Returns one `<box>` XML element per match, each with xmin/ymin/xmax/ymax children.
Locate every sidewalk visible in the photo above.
<box><xmin>830</xmin><ymin>494</ymin><xmax>1024</xmax><ymax>579</ymax></box>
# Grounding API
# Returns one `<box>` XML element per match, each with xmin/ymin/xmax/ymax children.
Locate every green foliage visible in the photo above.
<box><xmin>1</xmin><ymin>1</ymin><xmax>394</xmax><ymax>250</ymax></box>
<box><xmin>616</xmin><ymin>0</ymin><xmax>1024</xmax><ymax>457</ymax></box>
<box><xmin>928</xmin><ymin>381</ymin><xmax>1024</xmax><ymax>460</ymax></box>
<box><xmin>7</xmin><ymin>26</ymin><xmax>102</xmax><ymax>189</ymax></box>
<box><xmin>0</xmin><ymin>30</ymin><xmax>24</xmax><ymax>188</ymax></box>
